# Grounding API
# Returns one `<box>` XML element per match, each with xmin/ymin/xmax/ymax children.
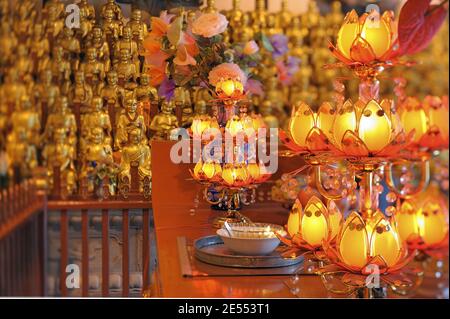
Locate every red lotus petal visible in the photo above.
<box><xmin>328</xmin><ymin>41</ymin><xmax>353</xmax><ymax>64</ymax></box>
<box><xmin>398</xmin><ymin>0</ymin><xmax>449</xmax><ymax>56</ymax></box>
<box><xmin>279</xmin><ymin>129</ymin><xmax>307</xmax><ymax>153</ymax></box>
<box><xmin>306</xmin><ymin>127</ymin><xmax>331</xmax><ymax>152</ymax></box>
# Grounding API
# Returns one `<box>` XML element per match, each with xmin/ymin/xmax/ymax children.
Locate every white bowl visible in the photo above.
<box><xmin>217</xmin><ymin>228</ymin><xmax>284</xmax><ymax>256</ymax></box>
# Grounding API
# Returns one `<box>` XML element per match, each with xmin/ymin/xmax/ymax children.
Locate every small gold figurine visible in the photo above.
<box><xmin>80</xmin><ymin>47</ymin><xmax>106</xmax><ymax>91</ymax></box>
<box><xmin>149</xmin><ymin>99</ymin><xmax>179</xmax><ymax>140</ymax></box>
<box><xmin>6</xmin><ymin>127</ymin><xmax>37</xmax><ymax>179</ymax></box>
<box><xmin>29</xmin><ymin>24</ymin><xmax>51</xmax><ymax>74</ymax></box>
<box><xmin>101</xmin><ymin>0</ymin><xmax>124</xmax><ymax>24</ymax></box>
<box><xmin>118</xmin><ymin>127</ymin><xmax>151</xmax><ymax>191</ymax></box>
<box><xmin>252</xmin><ymin>0</ymin><xmax>267</xmax><ymax>34</ymax></box>
<box><xmin>1</xmin><ymin>68</ymin><xmax>27</xmax><ymax>114</ymax></box>
<box><xmin>259</xmin><ymin>100</ymin><xmax>279</xmax><ymax>129</ymax></box>
<box><xmin>101</xmin><ymin>70</ymin><xmax>124</xmax><ymax>127</ymax></box>
<box><xmin>35</xmin><ymin>69</ymin><xmax>61</xmax><ymax>116</ymax></box>
<box><xmin>42</xmin><ymin>127</ymin><xmax>77</xmax><ymax>195</ymax></box>
<box><xmin>57</xmin><ymin>27</ymin><xmax>81</xmax><ymax>71</ymax></box>
<box><xmin>278</xmin><ymin>0</ymin><xmax>292</xmax><ymax>32</ymax></box>
<box><xmin>115</xmin><ymin>96</ymin><xmax>147</xmax><ymax>150</ymax></box>
<box><xmin>114</xmin><ymin>48</ymin><xmax>138</xmax><ymax>89</ymax></box>
<box><xmin>10</xmin><ymin>95</ymin><xmax>41</xmax><ymax>146</ymax></box>
<box><xmin>43</xmin><ymin>0</ymin><xmax>65</xmax><ymax>19</ymax></box>
<box><xmin>202</xmin><ymin>0</ymin><xmax>217</xmax><ymax>13</ymax></box>
<box><xmin>71</xmin><ymin>71</ymin><xmax>94</xmax><ymax>114</ymax></box>
<box><xmin>85</xmin><ymin>26</ymin><xmax>111</xmax><ymax>72</ymax></box>
<box><xmin>49</xmin><ymin>46</ymin><xmax>71</xmax><ymax>94</ymax></box>
<box><xmin>135</xmin><ymin>73</ymin><xmax>158</xmax><ymax>127</ymax></box>
<box><xmin>127</xmin><ymin>9</ymin><xmax>148</xmax><ymax>51</ymax></box>
<box><xmin>42</xmin><ymin>96</ymin><xmax>77</xmax><ymax>153</ymax></box>
<box><xmin>0</xmin><ymin>22</ymin><xmax>18</xmax><ymax>71</ymax></box>
<box><xmin>44</xmin><ymin>5</ymin><xmax>65</xmax><ymax>44</ymax></box>
<box><xmin>113</xmin><ymin>25</ymin><xmax>139</xmax><ymax>72</ymax></box>
<box><xmin>264</xmin><ymin>13</ymin><xmax>282</xmax><ymax>36</ymax></box>
<box><xmin>102</xmin><ymin>7</ymin><xmax>123</xmax><ymax>45</ymax></box>
<box><xmin>80</xmin><ymin>127</ymin><xmax>114</xmax><ymax>193</ymax></box>
<box><xmin>80</xmin><ymin>97</ymin><xmax>112</xmax><ymax>153</ymax></box>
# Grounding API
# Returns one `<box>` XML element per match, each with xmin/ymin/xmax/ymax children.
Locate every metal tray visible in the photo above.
<box><xmin>193</xmin><ymin>235</ymin><xmax>303</xmax><ymax>268</ymax></box>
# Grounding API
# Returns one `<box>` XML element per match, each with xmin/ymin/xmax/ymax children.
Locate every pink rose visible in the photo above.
<box><xmin>243</xmin><ymin>40</ymin><xmax>259</xmax><ymax>55</ymax></box>
<box><xmin>191</xmin><ymin>12</ymin><xmax>228</xmax><ymax>38</ymax></box>
<box><xmin>208</xmin><ymin>63</ymin><xmax>247</xmax><ymax>86</ymax></box>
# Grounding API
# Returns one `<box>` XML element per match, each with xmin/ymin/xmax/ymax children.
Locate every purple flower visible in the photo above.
<box><xmin>245</xmin><ymin>79</ymin><xmax>265</xmax><ymax>97</ymax></box>
<box><xmin>286</xmin><ymin>56</ymin><xmax>301</xmax><ymax>75</ymax></box>
<box><xmin>270</xmin><ymin>34</ymin><xmax>289</xmax><ymax>59</ymax></box>
<box><xmin>158</xmin><ymin>77</ymin><xmax>176</xmax><ymax>101</ymax></box>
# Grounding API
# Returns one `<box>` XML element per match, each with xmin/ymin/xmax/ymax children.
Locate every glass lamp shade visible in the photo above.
<box><xmin>398</xmin><ymin>96</ymin><xmax>449</xmax><ymax>151</ymax></box>
<box><xmin>286</xmin><ymin>197</ymin><xmax>342</xmax><ymax>250</ymax></box>
<box><xmin>329</xmin><ymin>99</ymin><xmax>408</xmax><ymax>158</ymax></box>
<box><xmin>397</xmin><ymin>183</ymin><xmax>449</xmax><ymax>249</ymax></box>
<box><xmin>191</xmin><ymin>115</ymin><xmax>220</xmax><ymax>136</ymax></box>
<box><xmin>215</xmin><ymin>78</ymin><xmax>245</xmax><ymax>101</ymax></box>
<box><xmin>331</xmin><ymin>9</ymin><xmax>396</xmax><ymax>65</ymax></box>
<box><xmin>324</xmin><ymin>211</ymin><xmax>411</xmax><ymax>273</ymax></box>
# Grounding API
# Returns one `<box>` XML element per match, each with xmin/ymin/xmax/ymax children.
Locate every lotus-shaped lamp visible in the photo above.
<box><xmin>323</xmin><ymin>211</ymin><xmax>412</xmax><ymax>275</ymax></box>
<box><xmin>284</xmin><ymin>196</ymin><xmax>342</xmax><ymax>251</ymax></box>
<box><xmin>192</xmin><ymin>160</ymin><xmax>222</xmax><ymax>182</ymax></box>
<box><xmin>398</xmin><ymin>96</ymin><xmax>449</xmax><ymax>152</ymax></box>
<box><xmin>191</xmin><ymin>115</ymin><xmax>220</xmax><ymax>137</ymax></box>
<box><xmin>397</xmin><ymin>183</ymin><xmax>449</xmax><ymax>255</ymax></box>
<box><xmin>329</xmin><ymin>99</ymin><xmax>410</xmax><ymax>159</ymax></box>
<box><xmin>215</xmin><ymin>77</ymin><xmax>245</xmax><ymax>103</ymax></box>
<box><xmin>281</xmin><ymin>102</ymin><xmax>336</xmax><ymax>154</ymax></box>
<box><xmin>329</xmin><ymin>9</ymin><xmax>397</xmax><ymax>66</ymax></box>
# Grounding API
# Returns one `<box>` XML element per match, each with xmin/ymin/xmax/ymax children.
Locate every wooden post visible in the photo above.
<box><xmin>52</xmin><ymin>166</ymin><xmax>61</xmax><ymax>199</ymax></box>
<box><xmin>130</xmin><ymin>161</ymin><xmax>140</xmax><ymax>194</ymax></box>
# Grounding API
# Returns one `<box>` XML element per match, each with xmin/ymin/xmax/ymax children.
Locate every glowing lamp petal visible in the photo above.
<box><xmin>369</xmin><ymin>218</ymin><xmax>402</xmax><ymax>268</ymax></box>
<box><xmin>287</xmin><ymin>200</ymin><xmax>302</xmax><ymax>237</ymax></box>
<box><xmin>358</xmin><ymin>100</ymin><xmax>392</xmax><ymax>153</ymax></box>
<box><xmin>301</xmin><ymin>197</ymin><xmax>329</xmax><ymax>247</ymax></box>
<box><xmin>289</xmin><ymin>102</ymin><xmax>315</xmax><ymax>148</ymax></box>
<box><xmin>336</xmin><ymin>10</ymin><xmax>360</xmax><ymax>59</ymax></box>
<box><xmin>421</xmin><ymin>202</ymin><xmax>449</xmax><ymax>245</ymax></box>
<box><xmin>338</xmin><ymin>212</ymin><xmax>369</xmax><ymax>268</ymax></box>
<box><xmin>360</xmin><ymin>11</ymin><xmax>392</xmax><ymax>58</ymax></box>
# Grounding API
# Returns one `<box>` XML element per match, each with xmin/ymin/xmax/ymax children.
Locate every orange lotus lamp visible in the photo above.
<box><xmin>215</xmin><ymin>77</ymin><xmax>245</xmax><ymax>106</ymax></box>
<box><xmin>398</xmin><ymin>95</ymin><xmax>449</xmax><ymax>152</ymax></box>
<box><xmin>283</xmin><ymin>197</ymin><xmax>343</xmax><ymax>252</ymax></box>
<box><xmin>396</xmin><ymin>183</ymin><xmax>449</xmax><ymax>257</ymax></box>
<box><xmin>191</xmin><ymin>115</ymin><xmax>220</xmax><ymax>137</ymax></box>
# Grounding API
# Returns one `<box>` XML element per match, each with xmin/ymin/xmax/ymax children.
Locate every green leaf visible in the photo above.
<box><xmin>167</xmin><ymin>16</ymin><xmax>183</xmax><ymax>46</ymax></box>
<box><xmin>260</xmin><ymin>33</ymin><xmax>274</xmax><ymax>52</ymax></box>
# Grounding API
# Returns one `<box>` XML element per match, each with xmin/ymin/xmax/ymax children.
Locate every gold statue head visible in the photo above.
<box><xmin>33</xmin><ymin>24</ymin><xmax>43</xmax><ymax>37</ymax></box>
<box><xmin>91</xmin><ymin>96</ymin><xmax>103</xmax><ymax>112</ymax></box>
<box><xmin>89</xmin><ymin>127</ymin><xmax>104</xmax><ymax>144</ymax></box>
<box><xmin>291</xmin><ymin>16</ymin><xmax>301</xmax><ymax>28</ymax></box>
<box><xmin>140</xmin><ymin>73</ymin><xmax>150</xmax><ymax>86</ymax></box>
<box><xmin>75</xmin><ymin>71</ymin><xmax>85</xmax><ymax>84</ymax></box>
<box><xmin>107</xmin><ymin>70</ymin><xmax>118</xmax><ymax>84</ymax></box>
<box><xmin>122</xmin><ymin>26</ymin><xmax>132</xmax><ymax>39</ymax></box>
<box><xmin>120</xmin><ymin>48</ymin><xmax>131</xmax><ymax>61</ymax></box>
<box><xmin>124</xmin><ymin>97</ymin><xmax>138</xmax><ymax>113</ymax></box>
<box><xmin>92</xmin><ymin>26</ymin><xmax>102</xmax><ymax>39</ymax></box>
<box><xmin>63</xmin><ymin>26</ymin><xmax>74</xmax><ymax>37</ymax></box>
<box><xmin>332</xmin><ymin>0</ymin><xmax>342</xmax><ymax>13</ymax></box>
<box><xmin>17</xmin><ymin>44</ymin><xmax>28</xmax><ymax>56</ymax></box>
<box><xmin>41</xmin><ymin>69</ymin><xmax>53</xmax><ymax>83</ymax></box>
<box><xmin>20</xmin><ymin>95</ymin><xmax>32</xmax><ymax>111</ymax></box>
<box><xmin>194</xmin><ymin>100</ymin><xmax>207</xmax><ymax>115</ymax></box>
<box><xmin>266</xmin><ymin>13</ymin><xmax>276</xmax><ymax>28</ymax></box>
<box><xmin>161</xmin><ymin>99</ymin><xmax>175</xmax><ymax>114</ymax></box>
<box><xmin>131</xmin><ymin>9</ymin><xmax>142</xmax><ymax>21</ymax></box>
<box><xmin>241</xmin><ymin>12</ymin><xmax>250</xmax><ymax>25</ymax></box>
<box><xmin>86</xmin><ymin>47</ymin><xmax>97</xmax><ymax>60</ymax></box>
<box><xmin>104</xmin><ymin>8</ymin><xmax>114</xmax><ymax>20</ymax></box>
<box><xmin>127</xmin><ymin>127</ymin><xmax>142</xmax><ymax>145</ymax></box>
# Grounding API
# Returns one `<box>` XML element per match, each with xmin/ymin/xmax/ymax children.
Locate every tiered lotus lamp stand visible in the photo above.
<box><xmin>279</xmin><ymin>10</ymin><xmax>449</xmax><ymax>297</ymax></box>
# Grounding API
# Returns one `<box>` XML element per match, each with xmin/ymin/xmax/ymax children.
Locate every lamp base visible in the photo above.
<box><xmin>212</xmin><ymin>210</ymin><xmax>251</xmax><ymax>229</ymax></box>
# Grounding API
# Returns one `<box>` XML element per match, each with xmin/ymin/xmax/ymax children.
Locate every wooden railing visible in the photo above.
<box><xmin>0</xmin><ymin>181</ymin><xmax>46</xmax><ymax>296</ymax></box>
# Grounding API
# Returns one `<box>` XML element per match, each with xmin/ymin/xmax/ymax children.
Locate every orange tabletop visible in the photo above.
<box><xmin>150</xmin><ymin>141</ymin><xmax>449</xmax><ymax>298</ymax></box>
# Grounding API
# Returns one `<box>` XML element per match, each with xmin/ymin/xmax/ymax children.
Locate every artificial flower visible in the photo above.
<box><xmin>191</xmin><ymin>12</ymin><xmax>228</xmax><ymax>38</ymax></box>
<box><xmin>244</xmin><ymin>79</ymin><xmax>264</xmax><ymax>97</ymax></box>
<box><xmin>174</xmin><ymin>44</ymin><xmax>197</xmax><ymax>66</ymax></box>
<box><xmin>208</xmin><ymin>63</ymin><xmax>247</xmax><ymax>86</ymax></box>
<box><xmin>147</xmin><ymin>64</ymin><xmax>167</xmax><ymax>86</ymax></box>
<box><xmin>243</xmin><ymin>40</ymin><xmax>259</xmax><ymax>55</ymax></box>
<box><xmin>270</xmin><ymin>34</ymin><xmax>289</xmax><ymax>59</ymax></box>
<box><xmin>158</xmin><ymin>77</ymin><xmax>176</xmax><ymax>101</ymax></box>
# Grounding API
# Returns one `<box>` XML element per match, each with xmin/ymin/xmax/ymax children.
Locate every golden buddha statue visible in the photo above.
<box><xmin>252</xmin><ymin>0</ymin><xmax>267</xmax><ymax>34</ymax></box>
<box><xmin>14</xmin><ymin>44</ymin><xmax>33</xmax><ymax>82</ymax></box>
<box><xmin>35</xmin><ymin>69</ymin><xmax>61</xmax><ymax>116</ymax></box>
<box><xmin>202</xmin><ymin>0</ymin><xmax>217</xmax><ymax>13</ymax></box>
<box><xmin>101</xmin><ymin>0</ymin><xmax>124</xmax><ymax>24</ymax></box>
<box><xmin>44</xmin><ymin>5</ymin><xmax>65</xmax><ymax>44</ymax></box>
<box><xmin>101</xmin><ymin>7</ymin><xmax>123</xmax><ymax>45</ymax></box>
<box><xmin>85</xmin><ymin>26</ymin><xmax>111</xmax><ymax>73</ymax></box>
<box><xmin>264</xmin><ymin>13</ymin><xmax>282</xmax><ymax>37</ymax></box>
<box><xmin>80</xmin><ymin>47</ymin><xmax>106</xmax><ymax>91</ymax></box>
<box><xmin>49</xmin><ymin>46</ymin><xmax>71</xmax><ymax>95</ymax></box>
<box><xmin>257</xmin><ymin>52</ymin><xmax>277</xmax><ymax>82</ymax></box>
<box><xmin>234</xmin><ymin>13</ymin><xmax>254</xmax><ymax>43</ymax></box>
<box><xmin>287</xmin><ymin>16</ymin><xmax>307</xmax><ymax>48</ymax></box>
<box><xmin>0</xmin><ymin>22</ymin><xmax>18</xmax><ymax>71</ymax></box>
<box><xmin>6</xmin><ymin>127</ymin><xmax>37</xmax><ymax>179</ymax></box>
<box><xmin>327</xmin><ymin>1</ymin><xmax>343</xmax><ymax>39</ymax></box>
<box><xmin>135</xmin><ymin>73</ymin><xmax>158</xmax><ymax>127</ymax></box>
<box><xmin>194</xmin><ymin>100</ymin><xmax>208</xmax><ymax>116</ymax></box>
<box><xmin>42</xmin><ymin>96</ymin><xmax>77</xmax><ymax>152</ymax></box>
<box><xmin>265</xmin><ymin>76</ymin><xmax>286</xmax><ymax>120</ymax></box>
<box><xmin>113</xmin><ymin>25</ymin><xmax>139</xmax><ymax>72</ymax></box>
<box><xmin>174</xmin><ymin>86</ymin><xmax>192</xmax><ymax>113</ymax></box>
<box><xmin>57</xmin><ymin>27</ymin><xmax>81</xmax><ymax>71</ymax></box>
<box><xmin>149</xmin><ymin>99</ymin><xmax>179</xmax><ymax>140</ymax></box>
<box><xmin>76</xmin><ymin>0</ymin><xmax>95</xmax><ymax>40</ymax></box>
<box><xmin>80</xmin><ymin>127</ymin><xmax>114</xmax><ymax>192</ymax></box>
<box><xmin>29</xmin><ymin>24</ymin><xmax>50</xmax><ymax>74</ymax></box>
<box><xmin>127</xmin><ymin>9</ymin><xmax>148</xmax><ymax>51</ymax></box>
<box><xmin>227</xmin><ymin>0</ymin><xmax>243</xmax><ymax>31</ymax></box>
<box><xmin>81</xmin><ymin>97</ymin><xmax>112</xmax><ymax>153</ymax></box>
<box><xmin>43</xmin><ymin>0</ymin><xmax>65</xmax><ymax>19</ymax></box>
<box><xmin>259</xmin><ymin>100</ymin><xmax>279</xmax><ymax>129</ymax></box>
<box><xmin>101</xmin><ymin>70</ymin><xmax>124</xmax><ymax>126</ymax></box>
<box><xmin>118</xmin><ymin>127</ymin><xmax>151</xmax><ymax>191</ymax></box>
<box><xmin>42</xmin><ymin>127</ymin><xmax>77</xmax><ymax>195</ymax></box>
<box><xmin>0</xmin><ymin>0</ymin><xmax>9</xmax><ymax>18</ymax></box>
<box><xmin>115</xmin><ymin>96</ymin><xmax>147</xmax><ymax>150</ymax></box>
<box><xmin>1</xmin><ymin>68</ymin><xmax>27</xmax><ymax>114</ymax></box>
<box><xmin>277</xmin><ymin>0</ymin><xmax>292</xmax><ymax>32</ymax></box>
<box><xmin>71</xmin><ymin>71</ymin><xmax>94</xmax><ymax>115</ymax></box>
<box><xmin>13</xmin><ymin>0</ymin><xmax>36</xmax><ymax>42</ymax></box>
<box><xmin>302</xmin><ymin>1</ymin><xmax>321</xmax><ymax>36</ymax></box>
<box><xmin>114</xmin><ymin>48</ymin><xmax>138</xmax><ymax>89</ymax></box>
<box><xmin>10</xmin><ymin>95</ymin><xmax>41</xmax><ymax>146</ymax></box>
